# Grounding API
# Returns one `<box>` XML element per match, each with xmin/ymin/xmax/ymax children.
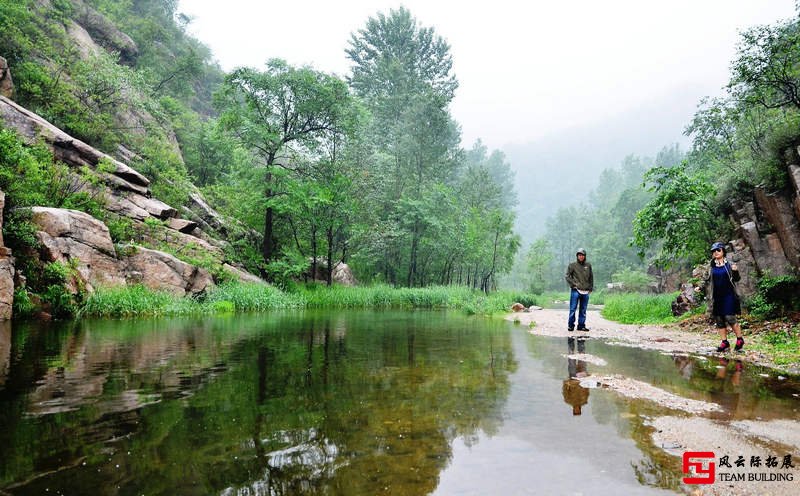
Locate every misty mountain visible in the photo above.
<box><xmin>505</xmin><ymin>85</ymin><xmax>707</xmax><ymax>243</ymax></box>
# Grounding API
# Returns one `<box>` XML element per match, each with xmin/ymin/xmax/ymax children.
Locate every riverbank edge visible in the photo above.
<box><xmin>16</xmin><ymin>283</ymin><xmax>539</xmax><ymax>320</ymax></box>
<box><xmin>507</xmin><ymin>308</ymin><xmax>800</xmax><ymax>375</ymax></box>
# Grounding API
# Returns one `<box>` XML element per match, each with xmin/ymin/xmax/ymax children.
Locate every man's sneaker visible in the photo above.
<box><xmin>734</xmin><ymin>337</ymin><xmax>745</xmax><ymax>351</ymax></box>
<box><xmin>567</xmin><ymin>327</ymin><xmax>574</xmax><ymax>332</ymax></box>
<box><xmin>577</xmin><ymin>326</ymin><xmax>590</xmax><ymax>332</ymax></box>
<box><xmin>716</xmin><ymin>339</ymin><xmax>730</xmax><ymax>352</ymax></box>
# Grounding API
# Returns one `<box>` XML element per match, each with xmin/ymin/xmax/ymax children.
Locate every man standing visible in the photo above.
<box><xmin>565</xmin><ymin>248</ymin><xmax>593</xmax><ymax>331</ymax></box>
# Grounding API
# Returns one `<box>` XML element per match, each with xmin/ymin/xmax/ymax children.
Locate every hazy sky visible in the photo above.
<box><xmin>179</xmin><ymin>1</ymin><xmax>796</xmax><ymax>150</ymax></box>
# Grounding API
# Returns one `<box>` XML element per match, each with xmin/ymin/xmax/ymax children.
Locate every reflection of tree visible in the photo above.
<box><xmin>0</xmin><ymin>311</ymin><xmax>515</xmax><ymax>495</ymax></box>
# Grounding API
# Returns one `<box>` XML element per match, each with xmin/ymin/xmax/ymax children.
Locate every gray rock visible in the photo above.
<box><xmin>72</xmin><ymin>0</ymin><xmax>139</xmax><ymax>64</ymax></box>
<box><xmin>31</xmin><ymin>207</ymin><xmax>116</xmax><ymax>256</ymax></box>
<box><xmin>0</xmin><ymin>96</ymin><xmax>150</xmax><ymax>190</ymax></box>
<box><xmin>222</xmin><ymin>264</ymin><xmax>264</xmax><ymax>284</ymax></box>
<box><xmin>754</xmin><ymin>188</ymin><xmax>800</xmax><ymax>268</ymax></box>
<box><xmin>127</xmin><ymin>194</ymin><xmax>177</xmax><ymax>219</ymax></box>
<box><xmin>0</xmin><ymin>251</ymin><xmax>13</xmax><ymax>321</ymax></box>
<box><xmin>0</xmin><ymin>56</ymin><xmax>12</xmax><ymax>99</ymax></box>
<box><xmin>332</xmin><ymin>262</ymin><xmax>356</xmax><ymax>286</ymax></box>
<box><xmin>166</xmin><ymin>218</ymin><xmax>198</xmax><ymax>233</ymax></box>
<box><xmin>31</xmin><ymin>208</ymin><xmax>125</xmax><ymax>292</ymax></box>
<box><xmin>123</xmin><ymin>246</ymin><xmax>213</xmax><ymax>296</ymax></box>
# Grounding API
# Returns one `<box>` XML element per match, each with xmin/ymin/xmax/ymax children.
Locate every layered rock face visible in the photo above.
<box><xmin>726</xmin><ymin>155</ymin><xmax>800</xmax><ymax>296</ymax></box>
<box><xmin>0</xmin><ymin>56</ymin><xmax>13</xmax><ymax>98</ymax></box>
<box><xmin>29</xmin><ymin>208</ymin><xmax>213</xmax><ymax>297</ymax></box>
<box><xmin>0</xmin><ymin>70</ymin><xmax>262</xmax><ymax>312</ymax></box>
<box><xmin>0</xmin><ymin>190</ymin><xmax>13</xmax><ymax>320</ymax></box>
<box><xmin>675</xmin><ymin>152</ymin><xmax>800</xmax><ymax>315</ymax></box>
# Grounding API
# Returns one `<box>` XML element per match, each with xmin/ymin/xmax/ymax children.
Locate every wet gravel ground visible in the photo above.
<box><xmin>509</xmin><ymin>308</ymin><xmax>792</xmax><ymax>372</ymax></box>
<box><xmin>508</xmin><ymin>309</ymin><xmax>800</xmax><ymax>495</ymax></box>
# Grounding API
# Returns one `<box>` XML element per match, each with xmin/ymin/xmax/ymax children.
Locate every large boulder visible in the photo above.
<box><xmin>0</xmin><ymin>56</ymin><xmax>13</xmax><ymax>99</ymax></box>
<box><xmin>72</xmin><ymin>0</ymin><xmax>139</xmax><ymax>65</ymax></box>
<box><xmin>332</xmin><ymin>262</ymin><xmax>356</xmax><ymax>286</ymax></box>
<box><xmin>222</xmin><ymin>264</ymin><xmax>264</xmax><ymax>284</ymax></box>
<box><xmin>0</xmin><ymin>189</ymin><xmax>12</xmax><ymax>320</ymax></box>
<box><xmin>31</xmin><ymin>207</ymin><xmax>125</xmax><ymax>291</ymax></box>
<box><xmin>0</xmin><ymin>252</ymin><xmax>13</xmax><ymax>321</ymax></box>
<box><xmin>123</xmin><ymin>246</ymin><xmax>213</xmax><ymax>296</ymax></box>
<box><xmin>730</xmin><ymin>198</ymin><xmax>795</xmax><ymax>277</ymax></box>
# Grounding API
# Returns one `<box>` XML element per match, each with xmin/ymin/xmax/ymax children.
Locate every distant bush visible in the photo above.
<box><xmin>747</xmin><ymin>274</ymin><xmax>800</xmax><ymax>319</ymax></box>
<box><xmin>611</xmin><ymin>268</ymin><xmax>656</xmax><ymax>293</ymax></box>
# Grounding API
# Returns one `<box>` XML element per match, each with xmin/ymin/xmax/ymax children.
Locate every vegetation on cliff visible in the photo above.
<box><xmin>1</xmin><ymin>1</ymin><xmax>519</xmax><ymax>305</ymax></box>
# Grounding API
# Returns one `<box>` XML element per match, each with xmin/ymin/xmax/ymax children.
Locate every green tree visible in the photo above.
<box><xmin>525</xmin><ymin>238</ymin><xmax>553</xmax><ymax>294</ymax></box>
<box><xmin>215</xmin><ymin>59</ymin><xmax>353</xmax><ymax>276</ymax></box>
<box><xmin>632</xmin><ymin>162</ymin><xmax>718</xmax><ymax>266</ymax></box>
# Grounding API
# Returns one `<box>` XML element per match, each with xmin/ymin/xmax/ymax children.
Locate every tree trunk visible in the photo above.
<box><xmin>407</xmin><ymin>217</ymin><xmax>420</xmax><ymax>287</ymax></box>
<box><xmin>326</xmin><ymin>226</ymin><xmax>334</xmax><ymax>286</ymax></box>
<box><xmin>311</xmin><ymin>225</ymin><xmax>318</xmax><ymax>284</ymax></box>
<box><xmin>261</xmin><ymin>165</ymin><xmax>276</xmax><ymax>278</ymax></box>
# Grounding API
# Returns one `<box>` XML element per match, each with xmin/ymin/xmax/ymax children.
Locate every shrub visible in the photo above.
<box><xmin>12</xmin><ymin>287</ymin><xmax>35</xmax><ymax>317</ymax></box>
<box><xmin>611</xmin><ymin>268</ymin><xmax>656</xmax><ymax>292</ymax></box>
<box><xmin>748</xmin><ymin>274</ymin><xmax>800</xmax><ymax>319</ymax></box>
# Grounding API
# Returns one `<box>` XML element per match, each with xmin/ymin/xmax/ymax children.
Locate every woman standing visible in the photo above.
<box><xmin>708</xmin><ymin>242</ymin><xmax>744</xmax><ymax>352</ymax></box>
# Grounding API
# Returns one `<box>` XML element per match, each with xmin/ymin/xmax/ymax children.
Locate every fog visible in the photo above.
<box><xmin>179</xmin><ymin>0</ymin><xmax>796</xmax><ymax>241</ymax></box>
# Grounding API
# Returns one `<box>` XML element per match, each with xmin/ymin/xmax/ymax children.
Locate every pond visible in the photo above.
<box><xmin>0</xmin><ymin>311</ymin><xmax>798</xmax><ymax>495</ymax></box>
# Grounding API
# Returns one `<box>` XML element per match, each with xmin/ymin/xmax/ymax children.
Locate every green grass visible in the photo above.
<box><xmin>750</xmin><ymin>327</ymin><xmax>800</xmax><ymax>367</ymax></box>
<box><xmin>79</xmin><ymin>285</ymin><xmax>203</xmax><ymax>318</ymax></box>
<box><xmin>600</xmin><ymin>292</ymin><xmax>678</xmax><ymax>324</ymax></box>
<box><xmin>79</xmin><ymin>283</ymin><xmax>543</xmax><ymax>318</ymax></box>
<box><xmin>205</xmin><ymin>282</ymin><xmax>304</xmax><ymax>312</ymax></box>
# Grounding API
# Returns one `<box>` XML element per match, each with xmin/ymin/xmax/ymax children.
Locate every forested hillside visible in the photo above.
<box><xmin>513</xmin><ymin>9</ymin><xmax>800</xmax><ymax>309</ymax></box>
<box><xmin>0</xmin><ymin>0</ymin><xmax>519</xmax><ymax>299</ymax></box>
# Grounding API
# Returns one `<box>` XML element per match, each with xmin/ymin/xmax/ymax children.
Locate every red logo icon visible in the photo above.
<box><xmin>683</xmin><ymin>451</ymin><xmax>716</xmax><ymax>484</ymax></box>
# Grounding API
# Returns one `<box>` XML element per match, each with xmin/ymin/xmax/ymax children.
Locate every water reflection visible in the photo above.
<box><xmin>0</xmin><ymin>320</ymin><xmax>9</xmax><ymax>387</ymax></box>
<box><xmin>0</xmin><ymin>311</ymin><xmax>515</xmax><ymax>495</ymax></box>
<box><xmin>563</xmin><ymin>337</ymin><xmax>590</xmax><ymax>416</ymax></box>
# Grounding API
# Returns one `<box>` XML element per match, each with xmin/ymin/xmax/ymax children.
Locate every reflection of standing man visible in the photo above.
<box><xmin>563</xmin><ymin>337</ymin><xmax>590</xmax><ymax>415</ymax></box>
<box><xmin>566</xmin><ymin>248</ymin><xmax>593</xmax><ymax>332</ymax></box>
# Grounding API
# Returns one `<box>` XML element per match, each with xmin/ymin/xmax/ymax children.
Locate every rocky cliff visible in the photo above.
<box><xmin>723</xmin><ymin>156</ymin><xmax>800</xmax><ymax>296</ymax></box>
<box><xmin>0</xmin><ymin>90</ymin><xmax>262</xmax><ymax>320</ymax></box>
<box><xmin>672</xmin><ymin>152</ymin><xmax>800</xmax><ymax>315</ymax></box>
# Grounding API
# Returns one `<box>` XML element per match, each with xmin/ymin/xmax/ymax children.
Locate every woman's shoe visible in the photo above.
<box><xmin>716</xmin><ymin>340</ymin><xmax>730</xmax><ymax>352</ymax></box>
<box><xmin>734</xmin><ymin>337</ymin><xmax>745</xmax><ymax>351</ymax></box>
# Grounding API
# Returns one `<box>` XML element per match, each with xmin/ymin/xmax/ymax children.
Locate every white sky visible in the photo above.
<box><xmin>179</xmin><ymin>0</ymin><xmax>796</xmax><ymax>150</ymax></box>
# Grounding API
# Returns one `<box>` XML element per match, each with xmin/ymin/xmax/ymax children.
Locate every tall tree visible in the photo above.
<box><xmin>215</xmin><ymin>59</ymin><xmax>352</xmax><ymax>276</ymax></box>
<box><xmin>347</xmin><ymin>8</ymin><xmax>465</xmax><ymax>286</ymax></box>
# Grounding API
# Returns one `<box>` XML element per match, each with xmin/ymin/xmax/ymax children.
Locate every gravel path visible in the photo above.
<box><xmin>508</xmin><ymin>308</ymin><xmax>782</xmax><ymax>370</ymax></box>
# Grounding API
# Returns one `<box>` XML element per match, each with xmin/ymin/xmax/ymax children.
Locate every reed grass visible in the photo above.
<box><xmin>79</xmin><ymin>285</ymin><xmax>203</xmax><ymax>318</ymax></box>
<box><xmin>80</xmin><ymin>282</ymin><xmax>542</xmax><ymax>318</ymax></box>
<box><xmin>600</xmin><ymin>292</ymin><xmax>678</xmax><ymax>324</ymax></box>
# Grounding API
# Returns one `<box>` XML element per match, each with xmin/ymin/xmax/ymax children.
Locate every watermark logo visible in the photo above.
<box><xmin>683</xmin><ymin>451</ymin><xmax>716</xmax><ymax>484</ymax></box>
<box><xmin>682</xmin><ymin>451</ymin><xmax>795</xmax><ymax>484</ymax></box>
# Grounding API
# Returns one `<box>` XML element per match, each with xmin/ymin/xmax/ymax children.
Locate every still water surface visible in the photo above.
<box><xmin>0</xmin><ymin>311</ymin><xmax>797</xmax><ymax>495</ymax></box>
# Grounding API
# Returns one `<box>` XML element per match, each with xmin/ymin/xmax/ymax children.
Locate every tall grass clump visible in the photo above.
<box><xmin>205</xmin><ymin>282</ymin><xmax>303</xmax><ymax>312</ymax></box>
<box><xmin>78</xmin><ymin>282</ymin><xmax>544</xmax><ymax>319</ymax></box>
<box><xmin>601</xmin><ymin>292</ymin><xmax>677</xmax><ymax>324</ymax></box>
<box><xmin>298</xmin><ymin>285</ymin><xmax>541</xmax><ymax>314</ymax></box>
<box><xmin>80</xmin><ymin>285</ymin><xmax>202</xmax><ymax>317</ymax></box>
<box><xmin>300</xmin><ymin>284</ymin><xmax>471</xmax><ymax>309</ymax></box>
